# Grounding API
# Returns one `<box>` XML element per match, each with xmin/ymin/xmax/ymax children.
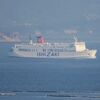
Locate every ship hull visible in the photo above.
<box><xmin>11</xmin><ymin>48</ymin><xmax>97</xmax><ymax>59</ymax></box>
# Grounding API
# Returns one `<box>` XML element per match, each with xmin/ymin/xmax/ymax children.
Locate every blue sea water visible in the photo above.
<box><xmin>0</xmin><ymin>42</ymin><xmax>100</xmax><ymax>100</ymax></box>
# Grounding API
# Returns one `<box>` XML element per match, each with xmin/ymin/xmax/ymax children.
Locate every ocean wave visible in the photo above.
<box><xmin>0</xmin><ymin>90</ymin><xmax>100</xmax><ymax>98</ymax></box>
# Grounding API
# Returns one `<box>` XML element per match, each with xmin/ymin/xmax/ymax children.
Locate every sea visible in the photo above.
<box><xmin>0</xmin><ymin>42</ymin><xmax>100</xmax><ymax>100</ymax></box>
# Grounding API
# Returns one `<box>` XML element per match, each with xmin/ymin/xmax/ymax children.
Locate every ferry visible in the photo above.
<box><xmin>10</xmin><ymin>36</ymin><xmax>97</xmax><ymax>59</ymax></box>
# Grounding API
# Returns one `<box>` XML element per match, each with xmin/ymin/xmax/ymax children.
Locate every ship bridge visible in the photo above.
<box><xmin>75</xmin><ymin>41</ymin><xmax>86</xmax><ymax>52</ymax></box>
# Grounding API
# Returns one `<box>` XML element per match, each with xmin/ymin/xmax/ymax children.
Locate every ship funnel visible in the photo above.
<box><xmin>37</xmin><ymin>36</ymin><xmax>45</xmax><ymax>43</ymax></box>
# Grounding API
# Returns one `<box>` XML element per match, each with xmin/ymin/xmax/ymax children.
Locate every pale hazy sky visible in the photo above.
<box><xmin>0</xmin><ymin>0</ymin><xmax>100</xmax><ymax>41</ymax></box>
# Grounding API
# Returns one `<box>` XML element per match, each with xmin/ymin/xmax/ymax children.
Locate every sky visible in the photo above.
<box><xmin>0</xmin><ymin>0</ymin><xmax>100</xmax><ymax>41</ymax></box>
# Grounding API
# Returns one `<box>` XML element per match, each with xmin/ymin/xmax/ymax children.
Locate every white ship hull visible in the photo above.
<box><xmin>11</xmin><ymin>43</ymin><xmax>97</xmax><ymax>59</ymax></box>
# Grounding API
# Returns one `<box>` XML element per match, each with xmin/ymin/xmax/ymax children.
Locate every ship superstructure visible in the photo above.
<box><xmin>11</xmin><ymin>36</ymin><xmax>97</xmax><ymax>59</ymax></box>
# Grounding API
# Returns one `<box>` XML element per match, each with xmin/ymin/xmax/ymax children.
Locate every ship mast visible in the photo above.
<box><xmin>29</xmin><ymin>34</ymin><xmax>33</xmax><ymax>44</ymax></box>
